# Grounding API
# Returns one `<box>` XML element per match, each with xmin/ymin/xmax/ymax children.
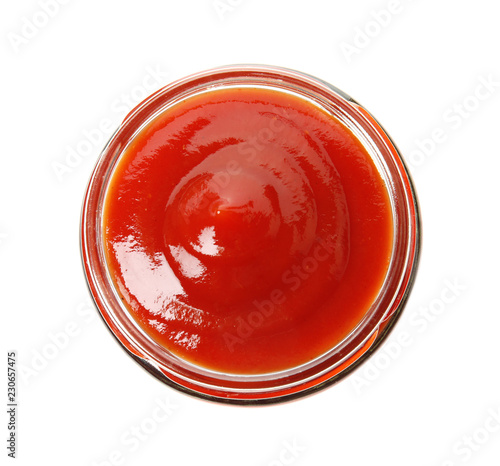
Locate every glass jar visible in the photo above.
<box><xmin>80</xmin><ymin>65</ymin><xmax>420</xmax><ymax>404</ymax></box>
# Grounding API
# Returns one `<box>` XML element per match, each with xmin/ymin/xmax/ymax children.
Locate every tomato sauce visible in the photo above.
<box><xmin>103</xmin><ymin>87</ymin><xmax>393</xmax><ymax>374</ymax></box>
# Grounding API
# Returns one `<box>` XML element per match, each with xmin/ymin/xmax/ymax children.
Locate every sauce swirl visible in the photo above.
<box><xmin>103</xmin><ymin>87</ymin><xmax>393</xmax><ymax>374</ymax></box>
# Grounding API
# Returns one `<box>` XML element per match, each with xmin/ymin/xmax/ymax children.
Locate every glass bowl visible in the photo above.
<box><xmin>80</xmin><ymin>65</ymin><xmax>420</xmax><ymax>404</ymax></box>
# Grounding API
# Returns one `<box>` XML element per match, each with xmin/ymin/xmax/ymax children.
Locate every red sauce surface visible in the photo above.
<box><xmin>103</xmin><ymin>87</ymin><xmax>393</xmax><ymax>374</ymax></box>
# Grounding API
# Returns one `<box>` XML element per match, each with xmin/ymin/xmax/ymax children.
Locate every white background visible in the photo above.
<box><xmin>2</xmin><ymin>0</ymin><xmax>500</xmax><ymax>465</ymax></box>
